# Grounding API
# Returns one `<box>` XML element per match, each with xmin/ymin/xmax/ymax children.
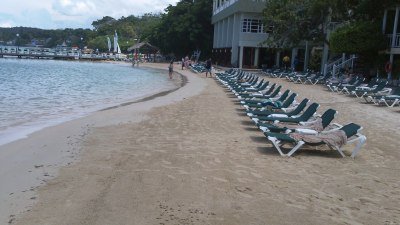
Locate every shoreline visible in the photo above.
<box><xmin>100</xmin><ymin>72</ymin><xmax>188</xmax><ymax>111</ymax></box>
<box><xmin>0</xmin><ymin>61</ymin><xmax>180</xmax><ymax>147</ymax></box>
<box><xmin>0</xmin><ymin>63</ymin><xmax>205</xmax><ymax>224</ymax></box>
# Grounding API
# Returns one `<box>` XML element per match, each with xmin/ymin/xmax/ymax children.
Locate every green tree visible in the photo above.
<box><xmin>330</xmin><ymin>21</ymin><xmax>386</xmax><ymax>54</ymax></box>
<box><xmin>262</xmin><ymin>0</ymin><xmax>356</xmax><ymax>48</ymax></box>
<box><xmin>148</xmin><ymin>0</ymin><xmax>213</xmax><ymax>59</ymax></box>
<box><xmin>92</xmin><ymin>16</ymin><xmax>117</xmax><ymax>31</ymax></box>
<box><xmin>329</xmin><ymin>0</ymin><xmax>394</xmax><ymax>73</ymax></box>
<box><xmin>87</xmin><ymin>36</ymin><xmax>109</xmax><ymax>52</ymax></box>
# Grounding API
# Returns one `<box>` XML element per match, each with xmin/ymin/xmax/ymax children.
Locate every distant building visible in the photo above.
<box><xmin>212</xmin><ymin>0</ymin><xmax>270</xmax><ymax>68</ymax></box>
<box><xmin>383</xmin><ymin>5</ymin><xmax>400</xmax><ymax>80</ymax></box>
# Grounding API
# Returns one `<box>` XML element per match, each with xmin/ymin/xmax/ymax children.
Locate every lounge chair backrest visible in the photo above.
<box><xmin>277</xmin><ymin>90</ymin><xmax>290</xmax><ymax>102</ymax></box>
<box><xmin>311</xmin><ymin>73</ymin><xmax>322</xmax><ymax>80</ymax></box>
<box><xmin>264</xmin><ymin>83</ymin><xmax>276</xmax><ymax>95</ymax></box>
<box><xmin>288</xmin><ymin>98</ymin><xmax>309</xmax><ymax>116</ymax></box>
<box><xmin>248</xmin><ymin>76</ymin><xmax>257</xmax><ymax>84</ymax></box>
<box><xmin>250</xmin><ymin>77</ymin><xmax>259</xmax><ymax>85</ymax></box>
<box><xmin>281</xmin><ymin>93</ymin><xmax>297</xmax><ymax>108</ymax></box>
<box><xmin>351</xmin><ymin>79</ymin><xmax>363</xmax><ymax>87</ymax></box>
<box><xmin>320</xmin><ymin>109</ymin><xmax>337</xmax><ymax>128</ymax></box>
<box><xmin>391</xmin><ymin>88</ymin><xmax>400</xmax><ymax>95</ymax></box>
<box><xmin>268</xmin><ymin>86</ymin><xmax>282</xmax><ymax>98</ymax></box>
<box><xmin>299</xmin><ymin>103</ymin><xmax>320</xmax><ymax>120</ymax></box>
<box><xmin>254</xmin><ymin>79</ymin><xmax>264</xmax><ymax>88</ymax></box>
<box><xmin>258</xmin><ymin>81</ymin><xmax>269</xmax><ymax>90</ymax></box>
<box><xmin>347</xmin><ymin>76</ymin><xmax>358</xmax><ymax>85</ymax></box>
<box><xmin>367</xmin><ymin>78</ymin><xmax>379</xmax><ymax>87</ymax></box>
<box><xmin>340</xmin><ymin>123</ymin><xmax>362</xmax><ymax>138</ymax></box>
<box><xmin>373</xmin><ymin>81</ymin><xmax>388</xmax><ymax>92</ymax></box>
<box><xmin>244</xmin><ymin>74</ymin><xmax>253</xmax><ymax>82</ymax></box>
<box><xmin>236</xmin><ymin>73</ymin><xmax>245</xmax><ymax>81</ymax></box>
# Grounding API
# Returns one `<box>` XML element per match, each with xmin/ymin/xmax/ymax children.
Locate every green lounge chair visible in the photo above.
<box><xmin>257</xmin><ymin>108</ymin><xmax>337</xmax><ymax>133</ymax></box>
<box><xmin>246</xmin><ymin>97</ymin><xmax>308</xmax><ymax>118</ymax></box>
<box><xmin>352</xmin><ymin>81</ymin><xmax>389</xmax><ymax>98</ymax></box>
<box><xmin>241</xmin><ymin>89</ymin><xmax>289</xmax><ymax>108</ymax></box>
<box><xmin>263</xmin><ymin>123</ymin><xmax>366</xmax><ymax>158</ymax></box>
<box><xmin>242</xmin><ymin>83</ymin><xmax>277</xmax><ymax>99</ymax></box>
<box><xmin>340</xmin><ymin>79</ymin><xmax>365</xmax><ymax>95</ymax></box>
<box><xmin>253</xmin><ymin>102</ymin><xmax>320</xmax><ymax>124</ymax></box>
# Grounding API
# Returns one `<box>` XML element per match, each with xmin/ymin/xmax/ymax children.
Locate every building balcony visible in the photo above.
<box><xmin>213</xmin><ymin>0</ymin><xmax>238</xmax><ymax>15</ymax></box>
<box><xmin>387</xmin><ymin>34</ymin><xmax>400</xmax><ymax>48</ymax></box>
<box><xmin>212</xmin><ymin>0</ymin><xmax>266</xmax><ymax>20</ymax></box>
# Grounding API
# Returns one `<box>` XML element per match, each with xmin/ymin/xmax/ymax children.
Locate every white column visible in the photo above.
<box><xmin>291</xmin><ymin>48</ymin><xmax>298</xmax><ymax>71</ymax></box>
<box><xmin>218</xmin><ymin>21</ymin><xmax>223</xmax><ymax>48</ymax></box>
<box><xmin>231</xmin><ymin>13</ymin><xmax>239</xmax><ymax>67</ymax></box>
<box><xmin>391</xmin><ymin>7</ymin><xmax>399</xmax><ymax>49</ymax></box>
<box><xmin>276</xmin><ymin>51</ymin><xmax>281</xmax><ymax>67</ymax></box>
<box><xmin>226</xmin><ymin>17</ymin><xmax>232</xmax><ymax>47</ymax></box>
<box><xmin>383</xmin><ymin>9</ymin><xmax>388</xmax><ymax>34</ymax></box>
<box><xmin>213</xmin><ymin>24</ymin><xmax>218</xmax><ymax>48</ymax></box>
<box><xmin>254</xmin><ymin>48</ymin><xmax>259</xmax><ymax>67</ymax></box>
<box><xmin>389</xmin><ymin>6</ymin><xmax>399</xmax><ymax>80</ymax></box>
<box><xmin>303</xmin><ymin>41</ymin><xmax>309</xmax><ymax>71</ymax></box>
<box><xmin>239</xmin><ymin>46</ymin><xmax>244</xmax><ymax>69</ymax></box>
<box><xmin>321</xmin><ymin>33</ymin><xmax>330</xmax><ymax>75</ymax></box>
<box><xmin>221</xmin><ymin>19</ymin><xmax>226</xmax><ymax>48</ymax></box>
<box><xmin>342</xmin><ymin>53</ymin><xmax>346</xmax><ymax>67</ymax></box>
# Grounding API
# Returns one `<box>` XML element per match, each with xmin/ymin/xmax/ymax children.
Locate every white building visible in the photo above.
<box><xmin>212</xmin><ymin>0</ymin><xmax>271</xmax><ymax>68</ymax></box>
<box><xmin>383</xmin><ymin>5</ymin><xmax>400</xmax><ymax>79</ymax></box>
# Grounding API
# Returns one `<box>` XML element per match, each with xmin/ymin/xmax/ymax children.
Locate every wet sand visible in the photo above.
<box><xmin>8</xmin><ymin>65</ymin><xmax>400</xmax><ymax>224</ymax></box>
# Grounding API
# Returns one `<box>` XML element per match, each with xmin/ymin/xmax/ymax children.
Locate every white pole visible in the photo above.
<box><xmin>383</xmin><ymin>9</ymin><xmax>388</xmax><ymax>34</ymax></box>
<box><xmin>303</xmin><ymin>41</ymin><xmax>309</xmax><ymax>72</ymax></box>
<box><xmin>389</xmin><ymin>7</ymin><xmax>399</xmax><ymax>80</ymax></box>
<box><xmin>239</xmin><ymin>46</ymin><xmax>244</xmax><ymax>69</ymax></box>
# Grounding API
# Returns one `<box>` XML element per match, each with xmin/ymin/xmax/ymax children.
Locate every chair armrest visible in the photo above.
<box><xmin>295</xmin><ymin>128</ymin><xmax>318</xmax><ymax>135</ymax></box>
<box><xmin>320</xmin><ymin>123</ymin><xmax>343</xmax><ymax>134</ymax></box>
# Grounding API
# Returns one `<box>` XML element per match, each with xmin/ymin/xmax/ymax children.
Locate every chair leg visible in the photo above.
<box><xmin>389</xmin><ymin>99</ymin><xmax>399</xmax><ymax>107</ymax></box>
<box><xmin>286</xmin><ymin>141</ymin><xmax>305</xmax><ymax>156</ymax></box>
<box><xmin>335</xmin><ymin>146</ymin><xmax>346</xmax><ymax>157</ymax></box>
<box><xmin>364</xmin><ymin>96</ymin><xmax>373</xmax><ymax>103</ymax></box>
<box><xmin>260</xmin><ymin>126</ymin><xmax>269</xmax><ymax>132</ymax></box>
<box><xmin>267</xmin><ymin>137</ymin><xmax>287</xmax><ymax>156</ymax></box>
<box><xmin>355</xmin><ymin>92</ymin><xmax>366</xmax><ymax>98</ymax></box>
<box><xmin>351</xmin><ymin>135</ymin><xmax>367</xmax><ymax>158</ymax></box>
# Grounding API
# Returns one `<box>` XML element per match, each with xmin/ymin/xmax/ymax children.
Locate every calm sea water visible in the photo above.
<box><xmin>0</xmin><ymin>58</ymin><xmax>176</xmax><ymax>146</ymax></box>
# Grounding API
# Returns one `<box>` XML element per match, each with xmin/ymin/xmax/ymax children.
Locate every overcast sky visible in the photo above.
<box><xmin>0</xmin><ymin>0</ymin><xmax>180</xmax><ymax>29</ymax></box>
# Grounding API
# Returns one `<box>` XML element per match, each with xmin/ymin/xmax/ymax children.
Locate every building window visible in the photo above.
<box><xmin>242</xmin><ymin>19</ymin><xmax>265</xmax><ymax>33</ymax></box>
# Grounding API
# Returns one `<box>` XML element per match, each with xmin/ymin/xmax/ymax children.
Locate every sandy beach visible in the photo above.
<box><xmin>2</xmin><ymin>63</ymin><xmax>400</xmax><ymax>224</ymax></box>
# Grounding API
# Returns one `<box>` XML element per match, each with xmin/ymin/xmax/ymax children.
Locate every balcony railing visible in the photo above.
<box><xmin>387</xmin><ymin>34</ymin><xmax>400</xmax><ymax>48</ymax></box>
<box><xmin>213</xmin><ymin>0</ymin><xmax>267</xmax><ymax>16</ymax></box>
<box><xmin>213</xmin><ymin>0</ymin><xmax>238</xmax><ymax>15</ymax></box>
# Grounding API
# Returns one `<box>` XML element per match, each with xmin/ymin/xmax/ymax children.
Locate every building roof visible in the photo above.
<box><xmin>127</xmin><ymin>42</ymin><xmax>159</xmax><ymax>53</ymax></box>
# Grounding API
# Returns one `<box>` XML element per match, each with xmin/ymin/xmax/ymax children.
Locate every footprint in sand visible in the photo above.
<box><xmin>234</xmin><ymin>186</ymin><xmax>257</xmax><ymax>199</ymax></box>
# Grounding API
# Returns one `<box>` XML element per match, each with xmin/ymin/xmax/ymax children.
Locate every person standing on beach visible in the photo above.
<box><xmin>168</xmin><ymin>61</ymin><xmax>174</xmax><ymax>79</ymax></box>
<box><xmin>181</xmin><ymin>57</ymin><xmax>185</xmax><ymax>70</ymax></box>
<box><xmin>205</xmin><ymin>58</ymin><xmax>212</xmax><ymax>78</ymax></box>
<box><xmin>283</xmin><ymin>55</ymin><xmax>290</xmax><ymax>70</ymax></box>
<box><xmin>185</xmin><ymin>56</ymin><xmax>189</xmax><ymax>69</ymax></box>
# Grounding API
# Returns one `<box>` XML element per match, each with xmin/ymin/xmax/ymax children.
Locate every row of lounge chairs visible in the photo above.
<box><xmin>326</xmin><ymin>77</ymin><xmax>400</xmax><ymax>107</ymax></box>
<box><xmin>190</xmin><ymin>63</ymin><xmax>207</xmax><ymax>73</ymax></box>
<box><xmin>216</xmin><ymin>69</ymin><xmax>367</xmax><ymax>158</ymax></box>
<box><xmin>263</xmin><ymin>68</ymin><xmax>400</xmax><ymax>108</ymax></box>
<box><xmin>263</xmin><ymin>69</ymin><xmax>331</xmax><ymax>85</ymax></box>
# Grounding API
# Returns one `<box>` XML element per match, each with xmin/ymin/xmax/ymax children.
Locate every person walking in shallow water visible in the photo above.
<box><xmin>168</xmin><ymin>61</ymin><xmax>174</xmax><ymax>79</ymax></box>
